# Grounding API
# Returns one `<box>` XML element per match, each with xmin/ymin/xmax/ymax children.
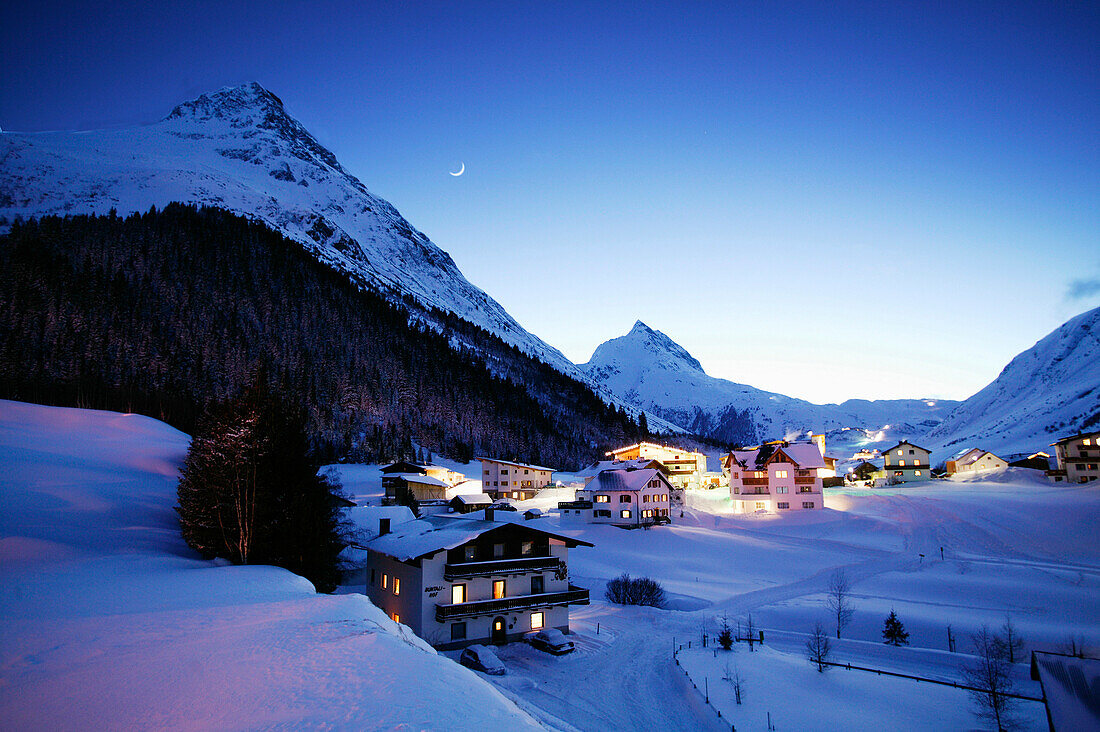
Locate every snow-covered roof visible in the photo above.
<box><xmin>585</xmin><ymin>468</ymin><xmax>667</xmax><ymax>493</ymax></box>
<box><xmin>476</xmin><ymin>457</ymin><xmax>556</xmax><ymax>472</ymax></box>
<box><xmin>452</xmin><ymin>493</ymin><xmax>492</xmax><ymax>505</ymax></box>
<box><xmin>728</xmin><ymin>443</ymin><xmax>828</xmax><ymax>470</ymax></box>
<box><xmin>367</xmin><ymin>515</ymin><xmax>592</xmax><ymax>561</ymax></box>
<box><xmin>1032</xmin><ymin>652</ymin><xmax>1100</xmax><ymax>732</ymax></box>
<box><xmin>384</xmin><ymin>473</ymin><xmax>449</xmax><ymax>488</ymax></box>
<box><xmin>882</xmin><ymin>440</ymin><xmax>930</xmax><ymax>454</ymax></box>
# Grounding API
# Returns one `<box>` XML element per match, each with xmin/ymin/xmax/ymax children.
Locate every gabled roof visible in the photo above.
<box><xmin>476</xmin><ymin>457</ymin><xmax>556</xmax><ymax>472</ymax></box>
<box><xmin>883</xmin><ymin>440</ymin><xmax>931</xmax><ymax>454</ymax></box>
<box><xmin>368</xmin><ymin>514</ymin><xmax>593</xmax><ymax>561</ymax></box>
<box><xmin>452</xmin><ymin>493</ymin><xmax>492</xmax><ymax>505</ymax></box>
<box><xmin>1031</xmin><ymin>651</ymin><xmax>1100</xmax><ymax>731</ymax></box>
<box><xmin>950</xmin><ymin>448</ymin><xmax>1004</xmax><ymax>467</ymax></box>
<box><xmin>384</xmin><ymin>473</ymin><xmax>449</xmax><ymax>488</ymax></box>
<box><xmin>586</xmin><ymin>468</ymin><xmax>669</xmax><ymax>493</ymax></box>
<box><xmin>727</xmin><ymin>442</ymin><xmax>829</xmax><ymax>470</ymax></box>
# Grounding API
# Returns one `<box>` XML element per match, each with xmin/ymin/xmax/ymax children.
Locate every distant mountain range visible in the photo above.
<box><xmin>582</xmin><ymin>321</ymin><xmax>959</xmax><ymax>454</ymax></box>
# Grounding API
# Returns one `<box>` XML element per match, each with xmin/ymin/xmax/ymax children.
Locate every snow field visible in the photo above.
<box><xmin>0</xmin><ymin>400</ymin><xmax>541</xmax><ymax>731</ymax></box>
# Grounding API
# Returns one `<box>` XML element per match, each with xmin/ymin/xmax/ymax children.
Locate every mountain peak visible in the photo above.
<box><xmin>587</xmin><ymin>321</ymin><xmax>705</xmax><ymax>376</ymax></box>
<box><xmin>166</xmin><ymin>82</ymin><xmax>286</xmax><ymax>124</ymax></box>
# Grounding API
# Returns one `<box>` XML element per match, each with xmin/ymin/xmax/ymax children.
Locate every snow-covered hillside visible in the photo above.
<box><xmin>0</xmin><ymin>399</ymin><xmax>540</xmax><ymax>730</ymax></box>
<box><xmin>583</xmin><ymin>321</ymin><xmax>958</xmax><ymax>452</ymax></box>
<box><xmin>927</xmin><ymin>305</ymin><xmax>1100</xmax><ymax>457</ymax></box>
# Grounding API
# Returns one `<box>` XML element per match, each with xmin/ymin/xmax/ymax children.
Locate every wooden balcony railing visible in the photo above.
<box><xmin>443</xmin><ymin>556</ymin><xmax>561</xmax><ymax>581</ymax></box>
<box><xmin>435</xmin><ymin>585</ymin><xmax>590</xmax><ymax>621</ymax></box>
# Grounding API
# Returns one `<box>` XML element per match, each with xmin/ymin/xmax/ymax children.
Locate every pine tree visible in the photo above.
<box><xmin>882</xmin><ymin>609</ymin><xmax>910</xmax><ymax>646</ymax></box>
<box><xmin>176</xmin><ymin>378</ymin><xmax>350</xmax><ymax>592</ymax></box>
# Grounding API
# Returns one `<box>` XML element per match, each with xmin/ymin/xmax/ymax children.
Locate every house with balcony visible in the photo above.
<box><xmin>882</xmin><ymin>441</ymin><xmax>932</xmax><ymax>483</ymax></box>
<box><xmin>479</xmin><ymin>458</ymin><xmax>555</xmax><ymax>501</ymax></box>
<box><xmin>723</xmin><ymin>442</ymin><xmax>828</xmax><ymax>513</ymax></box>
<box><xmin>381</xmin><ymin>461</ymin><xmax>468</xmax><ymax>505</ymax></box>
<box><xmin>1048</xmin><ymin>431</ymin><xmax>1100</xmax><ymax>484</ymax></box>
<box><xmin>562</xmin><ymin>468</ymin><xmax>672</xmax><ymax>527</ymax></box>
<box><xmin>945</xmin><ymin>448</ymin><xmax>1008</xmax><ymax>476</ymax></box>
<box><xmin>365</xmin><ymin>509</ymin><xmax>592</xmax><ymax>650</ymax></box>
<box><xmin>605</xmin><ymin>442</ymin><xmax>706</xmax><ymax>493</ymax></box>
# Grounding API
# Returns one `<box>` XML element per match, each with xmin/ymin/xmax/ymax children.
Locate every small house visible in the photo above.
<box><xmin>881</xmin><ymin>441</ymin><xmax>932</xmax><ymax>483</ymax></box>
<box><xmin>945</xmin><ymin>448</ymin><xmax>1008</xmax><ymax>476</ymax></box>
<box><xmin>450</xmin><ymin>493</ymin><xmax>493</xmax><ymax>514</ymax></box>
<box><xmin>569</xmin><ymin>468</ymin><xmax>672</xmax><ymax>527</ymax></box>
<box><xmin>724</xmin><ymin>441</ymin><xmax>828</xmax><ymax>513</ymax></box>
<box><xmin>365</xmin><ymin>511</ymin><xmax>592</xmax><ymax>649</ymax></box>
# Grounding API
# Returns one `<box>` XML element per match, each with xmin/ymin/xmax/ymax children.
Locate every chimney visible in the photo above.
<box><xmin>378</xmin><ymin>518</ymin><xmax>391</xmax><ymax>536</ymax></box>
<box><xmin>485</xmin><ymin>506</ymin><xmax>495</xmax><ymax>522</ymax></box>
<box><xmin>810</xmin><ymin>432</ymin><xmax>826</xmax><ymax>458</ymax></box>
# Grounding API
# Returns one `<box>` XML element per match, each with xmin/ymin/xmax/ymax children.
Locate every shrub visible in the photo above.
<box><xmin>604</xmin><ymin>572</ymin><xmax>666</xmax><ymax>607</ymax></box>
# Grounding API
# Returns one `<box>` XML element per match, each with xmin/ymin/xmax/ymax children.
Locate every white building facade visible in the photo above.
<box><xmin>724</xmin><ymin>442</ymin><xmax>827</xmax><ymax>513</ymax></box>
<box><xmin>366</xmin><ymin>513</ymin><xmax>591</xmax><ymax>650</ymax></box>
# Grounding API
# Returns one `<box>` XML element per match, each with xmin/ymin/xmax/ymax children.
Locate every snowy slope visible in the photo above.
<box><xmin>0</xmin><ymin>399</ymin><xmax>540</xmax><ymax>730</ymax></box>
<box><xmin>927</xmin><ymin>305</ymin><xmax>1100</xmax><ymax>456</ymax></box>
<box><xmin>583</xmin><ymin>321</ymin><xmax>958</xmax><ymax>450</ymax></box>
<box><xmin>0</xmin><ymin>83</ymin><xmax>613</xmax><ymax>390</ymax></box>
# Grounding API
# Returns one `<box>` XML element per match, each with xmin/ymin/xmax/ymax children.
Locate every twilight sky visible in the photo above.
<box><xmin>2</xmin><ymin>1</ymin><xmax>1097</xmax><ymax>403</ymax></box>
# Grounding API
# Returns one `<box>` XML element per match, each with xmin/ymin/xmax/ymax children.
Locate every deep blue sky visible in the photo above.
<box><xmin>3</xmin><ymin>1</ymin><xmax>1097</xmax><ymax>402</ymax></box>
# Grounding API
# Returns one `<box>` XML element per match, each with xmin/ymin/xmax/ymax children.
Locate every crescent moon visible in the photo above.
<box><xmin>450</xmin><ymin>162</ymin><xmax>465</xmax><ymax>176</ymax></box>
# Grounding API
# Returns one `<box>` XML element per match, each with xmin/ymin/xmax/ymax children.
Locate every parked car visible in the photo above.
<box><xmin>491</xmin><ymin>501</ymin><xmax>517</xmax><ymax>512</ymax></box>
<box><xmin>527</xmin><ymin>628</ymin><xmax>575</xmax><ymax>655</ymax></box>
<box><xmin>459</xmin><ymin>644</ymin><xmax>506</xmax><ymax>675</ymax></box>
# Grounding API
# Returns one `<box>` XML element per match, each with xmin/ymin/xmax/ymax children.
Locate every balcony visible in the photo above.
<box><xmin>443</xmin><ymin>556</ymin><xmax>561</xmax><ymax>581</ymax></box>
<box><xmin>794</xmin><ymin>476</ymin><xmax>817</xmax><ymax>485</ymax></box>
<box><xmin>435</xmin><ymin>585</ymin><xmax>590</xmax><ymax>621</ymax></box>
<box><xmin>742</xmin><ymin>477</ymin><xmax>769</xmax><ymax>486</ymax></box>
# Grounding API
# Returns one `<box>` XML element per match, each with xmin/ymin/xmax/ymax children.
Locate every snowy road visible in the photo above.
<box><xmin>482</xmin><ymin>604</ymin><xmax>727</xmax><ymax>732</ymax></box>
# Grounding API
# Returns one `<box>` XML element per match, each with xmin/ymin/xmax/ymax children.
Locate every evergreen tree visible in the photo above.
<box><xmin>882</xmin><ymin>609</ymin><xmax>910</xmax><ymax>646</ymax></box>
<box><xmin>176</xmin><ymin>378</ymin><xmax>350</xmax><ymax>592</ymax></box>
<box><xmin>638</xmin><ymin>410</ymin><xmax>649</xmax><ymax>434</ymax></box>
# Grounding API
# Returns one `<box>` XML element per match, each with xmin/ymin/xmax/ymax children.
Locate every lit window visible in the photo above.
<box><xmin>899</xmin><ymin>460</ymin><xmax>906</xmax><ymax>466</ymax></box>
<box><xmin>531</xmin><ymin>612</ymin><xmax>544</xmax><ymax>630</ymax></box>
<box><xmin>775</xmin><ymin>470</ymin><xmax>788</xmax><ymax>478</ymax></box>
<box><xmin>620</xmin><ymin>509</ymin><xmax>632</xmax><ymax>519</ymax></box>
<box><xmin>452</xmin><ymin>584</ymin><xmax>466</xmax><ymax>604</ymax></box>
<box><xmin>493</xmin><ymin>580</ymin><xmax>505</xmax><ymax>599</ymax></box>
<box><xmin>755</xmin><ymin>502</ymin><xmax>766</xmax><ymax>509</ymax></box>
<box><xmin>464</xmin><ymin>546</ymin><xmax>476</xmax><ymax>561</ymax></box>
<box><xmin>382</xmin><ymin>573</ymin><xmax>389</xmax><ymax>590</ymax></box>
<box><xmin>915</xmin><ymin>470</ymin><xmax>922</xmax><ymax>476</ymax></box>
<box><xmin>595</xmin><ymin>495</ymin><xmax>610</xmax><ymax>503</ymax></box>
<box><xmin>393</xmin><ymin>577</ymin><xmax>400</xmax><ymax>595</ymax></box>
<box><xmin>521</xmin><ymin>541</ymin><xmax>533</xmax><ymax>555</ymax></box>
<box><xmin>392</xmin><ymin>612</ymin><xmax>400</xmax><ymax>623</ymax></box>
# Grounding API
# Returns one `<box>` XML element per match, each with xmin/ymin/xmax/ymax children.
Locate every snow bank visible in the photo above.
<box><xmin>0</xmin><ymin>400</ymin><xmax>540</xmax><ymax>730</ymax></box>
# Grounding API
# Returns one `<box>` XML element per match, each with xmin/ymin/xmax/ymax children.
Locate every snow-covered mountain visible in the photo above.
<box><xmin>0</xmin><ymin>82</ymin><xmax>681</xmax><ymax>431</ymax></box>
<box><xmin>0</xmin><ymin>85</ymin><xmax>565</xmax><ymax>374</ymax></box>
<box><xmin>927</xmin><ymin>305</ymin><xmax>1100</xmax><ymax>457</ymax></box>
<box><xmin>583</xmin><ymin>321</ymin><xmax>959</xmax><ymax>453</ymax></box>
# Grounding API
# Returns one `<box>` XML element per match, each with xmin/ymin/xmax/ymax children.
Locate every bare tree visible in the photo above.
<box><xmin>962</xmin><ymin>625</ymin><xmax>1017</xmax><ymax>731</ymax></box>
<box><xmin>806</xmin><ymin>621</ymin><xmax>832</xmax><ymax>672</ymax></box>
<box><xmin>744</xmin><ymin>613</ymin><xmax>758</xmax><ymax>651</ymax></box>
<box><xmin>826</xmin><ymin>569</ymin><xmax>854</xmax><ymax>639</ymax></box>
<box><xmin>994</xmin><ymin>615</ymin><xmax>1025</xmax><ymax>664</ymax></box>
<box><xmin>723</xmin><ymin>662</ymin><xmax>746</xmax><ymax>704</ymax></box>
